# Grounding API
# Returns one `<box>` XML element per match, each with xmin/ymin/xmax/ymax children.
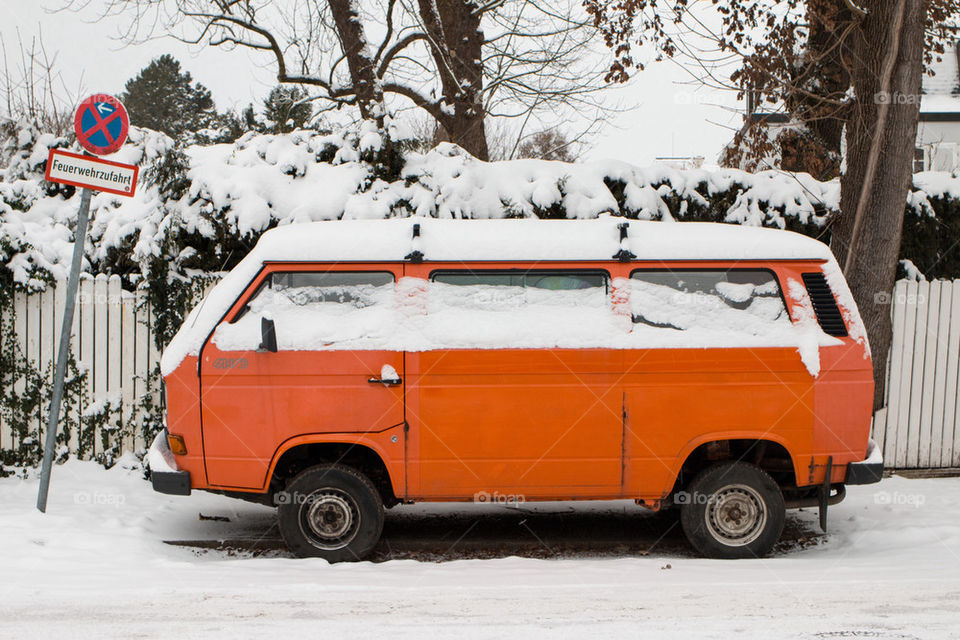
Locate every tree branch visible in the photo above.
<box><xmin>377</xmin><ymin>32</ymin><xmax>429</xmax><ymax>78</ymax></box>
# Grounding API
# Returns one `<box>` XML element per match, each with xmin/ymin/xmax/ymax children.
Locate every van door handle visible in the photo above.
<box><xmin>368</xmin><ymin>376</ymin><xmax>402</xmax><ymax>386</ymax></box>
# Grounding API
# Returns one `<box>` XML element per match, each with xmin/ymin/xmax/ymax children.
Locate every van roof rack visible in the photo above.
<box><xmin>404</xmin><ymin>222</ymin><xmax>424</xmax><ymax>263</ymax></box>
<box><xmin>612</xmin><ymin>222</ymin><xmax>636</xmax><ymax>262</ymax></box>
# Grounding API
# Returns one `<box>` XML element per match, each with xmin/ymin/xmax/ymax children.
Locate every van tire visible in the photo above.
<box><xmin>278</xmin><ymin>464</ymin><xmax>384</xmax><ymax>562</ymax></box>
<box><xmin>679</xmin><ymin>461</ymin><xmax>785</xmax><ymax>559</ymax></box>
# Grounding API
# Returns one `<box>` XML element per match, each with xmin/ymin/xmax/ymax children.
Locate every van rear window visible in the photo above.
<box><xmin>630</xmin><ymin>269</ymin><xmax>788</xmax><ymax>333</ymax></box>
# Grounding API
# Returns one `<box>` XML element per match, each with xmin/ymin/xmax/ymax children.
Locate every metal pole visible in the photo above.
<box><xmin>36</xmin><ymin>187</ymin><xmax>92</xmax><ymax>512</ymax></box>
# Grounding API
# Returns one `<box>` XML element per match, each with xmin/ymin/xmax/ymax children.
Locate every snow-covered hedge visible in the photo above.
<box><xmin>3</xmin><ymin>116</ymin><xmax>960</xmax><ymax>306</ymax></box>
<box><xmin>0</xmin><ymin>119</ymin><xmax>836</xmax><ymax>287</ymax></box>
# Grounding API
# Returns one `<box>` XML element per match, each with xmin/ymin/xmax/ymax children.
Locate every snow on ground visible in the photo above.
<box><xmin>1</xmin><ymin>460</ymin><xmax>959</xmax><ymax>638</ymax></box>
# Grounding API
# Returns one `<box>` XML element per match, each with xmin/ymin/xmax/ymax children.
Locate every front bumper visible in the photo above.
<box><xmin>148</xmin><ymin>430</ymin><xmax>191</xmax><ymax>496</ymax></box>
<box><xmin>844</xmin><ymin>438</ymin><xmax>883</xmax><ymax>485</ymax></box>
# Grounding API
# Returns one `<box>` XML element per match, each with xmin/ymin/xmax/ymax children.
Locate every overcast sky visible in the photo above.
<box><xmin>4</xmin><ymin>1</ymin><xmax>744</xmax><ymax>165</ymax></box>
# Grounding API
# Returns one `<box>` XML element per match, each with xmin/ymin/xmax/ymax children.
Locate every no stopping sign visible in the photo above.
<box><xmin>74</xmin><ymin>94</ymin><xmax>130</xmax><ymax>155</ymax></box>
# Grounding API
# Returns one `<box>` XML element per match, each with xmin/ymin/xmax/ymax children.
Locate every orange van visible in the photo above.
<box><xmin>148</xmin><ymin>218</ymin><xmax>882</xmax><ymax>560</ymax></box>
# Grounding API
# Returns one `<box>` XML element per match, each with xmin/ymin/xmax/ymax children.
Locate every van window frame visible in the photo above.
<box><xmin>628</xmin><ymin>266</ymin><xmax>791</xmax><ymax>327</ymax></box>
<box><xmin>428</xmin><ymin>268</ymin><xmax>611</xmax><ymax>294</ymax></box>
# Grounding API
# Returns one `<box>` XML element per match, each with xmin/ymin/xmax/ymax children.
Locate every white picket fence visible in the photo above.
<box><xmin>0</xmin><ymin>274</ymin><xmax>162</xmax><ymax>457</ymax></box>
<box><xmin>873</xmin><ymin>279</ymin><xmax>960</xmax><ymax>469</ymax></box>
<box><xmin>2</xmin><ymin>276</ymin><xmax>960</xmax><ymax>469</ymax></box>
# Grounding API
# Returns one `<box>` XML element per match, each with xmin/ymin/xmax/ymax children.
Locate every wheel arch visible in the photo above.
<box><xmin>672</xmin><ymin>433</ymin><xmax>800</xmax><ymax>496</ymax></box>
<box><xmin>266</xmin><ymin>434</ymin><xmax>403</xmax><ymax>506</ymax></box>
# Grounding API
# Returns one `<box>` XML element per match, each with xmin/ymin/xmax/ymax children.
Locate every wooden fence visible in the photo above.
<box><xmin>0</xmin><ymin>274</ymin><xmax>162</xmax><ymax>457</ymax></box>
<box><xmin>873</xmin><ymin>279</ymin><xmax>960</xmax><ymax>469</ymax></box>
<box><xmin>2</xmin><ymin>276</ymin><xmax>960</xmax><ymax>469</ymax></box>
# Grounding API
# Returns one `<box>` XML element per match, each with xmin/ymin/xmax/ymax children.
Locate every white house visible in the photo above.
<box><xmin>915</xmin><ymin>44</ymin><xmax>960</xmax><ymax>172</ymax></box>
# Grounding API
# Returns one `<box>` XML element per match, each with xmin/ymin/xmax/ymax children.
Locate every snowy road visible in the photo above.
<box><xmin>2</xmin><ymin>460</ymin><xmax>959</xmax><ymax>638</ymax></box>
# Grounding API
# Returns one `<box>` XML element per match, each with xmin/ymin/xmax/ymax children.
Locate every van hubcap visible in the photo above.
<box><xmin>301</xmin><ymin>489</ymin><xmax>360</xmax><ymax>550</ymax></box>
<box><xmin>705</xmin><ymin>484</ymin><xmax>766</xmax><ymax>547</ymax></box>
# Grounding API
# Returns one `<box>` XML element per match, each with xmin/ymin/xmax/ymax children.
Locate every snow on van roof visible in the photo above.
<box><xmin>159</xmin><ymin>218</ymin><xmax>835</xmax><ymax>376</ymax></box>
<box><xmin>241</xmin><ymin>217</ymin><xmax>833</xmax><ymax>263</ymax></box>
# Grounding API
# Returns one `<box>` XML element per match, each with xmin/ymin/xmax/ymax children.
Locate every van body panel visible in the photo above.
<box><xmin>406</xmin><ymin>348</ymin><xmax>625</xmax><ymax>500</ymax></box>
<box><xmin>812</xmin><ymin>344</ymin><xmax>874</xmax><ymax>480</ymax></box>
<box><xmin>622</xmin><ymin>346</ymin><xmax>814</xmax><ymax>497</ymax></box>
<box><xmin>775</xmin><ymin>262</ymin><xmax>874</xmax><ymax>482</ymax></box>
<box><xmin>199</xmin><ymin>347</ymin><xmax>405</xmax><ymax>489</ymax></box>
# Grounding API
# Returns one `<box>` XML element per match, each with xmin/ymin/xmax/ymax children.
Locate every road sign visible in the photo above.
<box><xmin>74</xmin><ymin>94</ymin><xmax>130</xmax><ymax>155</ymax></box>
<box><xmin>45</xmin><ymin>148</ymin><xmax>139</xmax><ymax>197</ymax></box>
<box><xmin>38</xmin><ymin>95</ymin><xmax>138</xmax><ymax>513</ymax></box>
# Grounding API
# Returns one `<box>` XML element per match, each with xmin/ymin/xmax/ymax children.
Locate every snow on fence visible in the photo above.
<box><xmin>2</xmin><ymin>276</ymin><xmax>959</xmax><ymax>470</ymax></box>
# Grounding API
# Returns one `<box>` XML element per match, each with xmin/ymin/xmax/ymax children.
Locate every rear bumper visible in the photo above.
<box><xmin>148</xmin><ymin>430</ymin><xmax>191</xmax><ymax>496</ymax></box>
<box><xmin>844</xmin><ymin>438</ymin><xmax>883</xmax><ymax>485</ymax></box>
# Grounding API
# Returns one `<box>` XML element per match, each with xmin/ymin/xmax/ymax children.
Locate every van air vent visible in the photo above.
<box><xmin>801</xmin><ymin>272</ymin><xmax>847</xmax><ymax>337</ymax></box>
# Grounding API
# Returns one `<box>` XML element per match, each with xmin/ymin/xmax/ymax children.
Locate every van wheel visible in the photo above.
<box><xmin>679</xmin><ymin>462</ymin><xmax>785</xmax><ymax>559</ymax></box>
<box><xmin>278</xmin><ymin>464</ymin><xmax>384</xmax><ymax>562</ymax></box>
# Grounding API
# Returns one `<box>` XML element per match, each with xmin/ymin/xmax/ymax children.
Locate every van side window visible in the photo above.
<box><xmin>432</xmin><ymin>271</ymin><xmax>607</xmax><ymax>292</ymax></box>
<box><xmin>630</xmin><ymin>269</ymin><xmax>787</xmax><ymax>332</ymax></box>
<box><xmin>430</xmin><ymin>270</ymin><xmax>609</xmax><ymax>312</ymax></box>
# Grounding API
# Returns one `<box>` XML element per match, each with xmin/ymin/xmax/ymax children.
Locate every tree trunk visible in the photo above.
<box><xmin>416</xmin><ymin>0</ymin><xmax>489</xmax><ymax>160</ymax></box>
<box><xmin>328</xmin><ymin>0</ymin><xmax>386</xmax><ymax>124</ymax></box>
<box><xmin>831</xmin><ymin>0</ymin><xmax>925</xmax><ymax>410</ymax></box>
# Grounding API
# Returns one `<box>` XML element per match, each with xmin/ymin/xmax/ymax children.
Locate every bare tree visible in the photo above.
<box><xmin>65</xmin><ymin>0</ymin><xmax>615</xmax><ymax>161</ymax></box>
<box><xmin>0</xmin><ymin>28</ymin><xmax>79</xmax><ymax>135</ymax></box>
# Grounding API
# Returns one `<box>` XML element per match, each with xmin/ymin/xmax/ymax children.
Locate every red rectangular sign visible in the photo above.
<box><xmin>44</xmin><ymin>148</ymin><xmax>139</xmax><ymax>197</ymax></box>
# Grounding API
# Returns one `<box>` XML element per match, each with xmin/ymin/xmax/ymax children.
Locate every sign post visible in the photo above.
<box><xmin>36</xmin><ymin>95</ymin><xmax>136</xmax><ymax>513</ymax></box>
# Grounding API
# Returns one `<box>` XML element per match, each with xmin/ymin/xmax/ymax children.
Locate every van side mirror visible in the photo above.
<box><xmin>259</xmin><ymin>316</ymin><xmax>278</xmax><ymax>353</ymax></box>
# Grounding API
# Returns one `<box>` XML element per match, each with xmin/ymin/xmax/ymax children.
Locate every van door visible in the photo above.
<box><xmin>199</xmin><ymin>266</ymin><xmax>405</xmax><ymax>490</ymax></box>
<box><xmin>406</xmin><ymin>267</ymin><xmax>624</xmax><ymax>500</ymax></box>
